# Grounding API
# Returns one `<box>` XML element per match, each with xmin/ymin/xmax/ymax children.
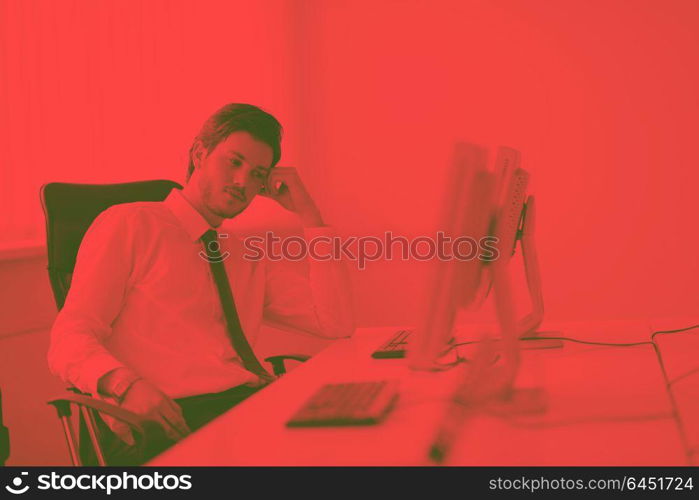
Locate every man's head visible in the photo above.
<box><xmin>184</xmin><ymin>103</ymin><xmax>282</xmax><ymax>225</ymax></box>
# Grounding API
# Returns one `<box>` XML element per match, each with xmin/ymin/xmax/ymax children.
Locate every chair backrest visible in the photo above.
<box><xmin>40</xmin><ymin>180</ymin><xmax>182</xmax><ymax>310</ymax></box>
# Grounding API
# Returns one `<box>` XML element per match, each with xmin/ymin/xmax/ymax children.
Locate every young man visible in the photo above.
<box><xmin>47</xmin><ymin>103</ymin><xmax>354</xmax><ymax>462</ymax></box>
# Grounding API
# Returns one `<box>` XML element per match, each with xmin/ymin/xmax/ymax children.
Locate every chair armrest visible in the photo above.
<box><xmin>48</xmin><ymin>392</ymin><xmax>171</xmax><ymax>462</ymax></box>
<box><xmin>264</xmin><ymin>354</ymin><xmax>311</xmax><ymax>376</ymax></box>
<box><xmin>49</xmin><ymin>390</ymin><xmax>178</xmax><ymax>465</ymax></box>
<box><xmin>47</xmin><ymin>393</ymin><xmax>159</xmax><ymax>438</ymax></box>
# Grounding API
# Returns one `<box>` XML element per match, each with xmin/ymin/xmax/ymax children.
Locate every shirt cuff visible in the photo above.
<box><xmin>75</xmin><ymin>354</ymin><xmax>127</xmax><ymax>396</ymax></box>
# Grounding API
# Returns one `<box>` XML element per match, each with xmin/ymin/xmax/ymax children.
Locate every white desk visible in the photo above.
<box><xmin>150</xmin><ymin>322</ymin><xmax>691</xmax><ymax>466</ymax></box>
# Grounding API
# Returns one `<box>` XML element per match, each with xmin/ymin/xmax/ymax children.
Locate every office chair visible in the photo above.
<box><xmin>1</xmin><ymin>389</ymin><xmax>9</xmax><ymax>466</ymax></box>
<box><xmin>41</xmin><ymin>180</ymin><xmax>309</xmax><ymax>465</ymax></box>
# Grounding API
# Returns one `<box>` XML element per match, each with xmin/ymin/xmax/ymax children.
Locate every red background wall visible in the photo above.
<box><xmin>292</xmin><ymin>0</ymin><xmax>699</xmax><ymax>325</ymax></box>
<box><xmin>2</xmin><ymin>0</ymin><xmax>698</xmax><ymax>327</ymax></box>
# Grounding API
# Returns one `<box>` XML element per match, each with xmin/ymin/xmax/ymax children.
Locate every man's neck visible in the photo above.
<box><xmin>180</xmin><ymin>184</ymin><xmax>224</xmax><ymax>228</ymax></box>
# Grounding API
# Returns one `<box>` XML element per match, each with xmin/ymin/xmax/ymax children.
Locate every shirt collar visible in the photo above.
<box><xmin>164</xmin><ymin>188</ymin><xmax>215</xmax><ymax>242</ymax></box>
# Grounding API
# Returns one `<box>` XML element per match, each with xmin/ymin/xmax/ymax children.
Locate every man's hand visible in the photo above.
<box><xmin>261</xmin><ymin>167</ymin><xmax>324</xmax><ymax>227</ymax></box>
<box><xmin>98</xmin><ymin>368</ymin><xmax>190</xmax><ymax>444</ymax></box>
<box><xmin>118</xmin><ymin>380</ymin><xmax>191</xmax><ymax>442</ymax></box>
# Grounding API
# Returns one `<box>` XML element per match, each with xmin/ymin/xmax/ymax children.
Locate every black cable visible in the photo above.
<box><xmin>647</xmin><ymin>323</ymin><xmax>699</xmax><ymax>465</ymax></box>
<box><xmin>429</xmin><ymin>325</ymin><xmax>699</xmax><ymax>383</ymax></box>
<box><xmin>650</xmin><ymin>323</ymin><xmax>699</xmax><ymax>465</ymax></box>
<box><xmin>449</xmin><ymin>337</ymin><xmax>652</xmax><ymax>349</ymax></box>
<box><xmin>398</xmin><ymin>323</ymin><xmax>698</xmax><ymax>354</ymax></box>
<box><xmin>650</xmin><ymin>324</ymin><xmax>699</xmax><ymax>386</ymax></box>
<box><xmin>443</xmin><ymin>336</ymin><xmax>651</xmax><ymax>366</ymax></box>
<box><xmin>449</xmin><ymin>341</ymin><xmax>479</xmax><ymax>349</ymax></box>
<box><xmin>417</xmin><ymin>323</ymin><xmax>699</xmax><ymax>464</ymax></box>
<box><xmin>433</xmin><ymin>358</ymin><xmax>464</xmax><ymax>369</ymax></box>
<box><xmin>668</xmin><ymin>366</ymin><xmax>699</xmax><ymax>387</ymax></box>
<box><xmin>523</xmin><ymin>336</ymin><xmax>652</xmax><ymax>347</ymax></box>
<box><xmin>651</xmin><ymin>323</ymin><xmax>699</xmax><ymax>341</ymax></box>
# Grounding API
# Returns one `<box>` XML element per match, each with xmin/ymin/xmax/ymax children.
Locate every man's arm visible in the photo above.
<box><xmin>46</xmin><ymin>206</ymin><xmax>189</xmax><ymax>441</ymax></box>
<box><xmin>47</xmin><ymin>205</ymin><xmax>136</xmax><ymax>395</ymax></box>
<box><xmin>263</xmin><ymin>226</ymin><xmax>355</xmax><ymax>339</ymax></box>
<box><xmin>259</xmin><ymin>167</ymin><xmax>355</xmax><ymax>338</ymax></box>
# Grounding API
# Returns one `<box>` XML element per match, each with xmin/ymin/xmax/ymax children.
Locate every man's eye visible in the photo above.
<box><xmin>230</xmin><ymin>159</ymin><xmax>242</xmax><ymax>167</ymax></box>
<box><xmin>252</xmin><ymin>170</ymin><xmax>266</xmax><ymax>179</ymax></box>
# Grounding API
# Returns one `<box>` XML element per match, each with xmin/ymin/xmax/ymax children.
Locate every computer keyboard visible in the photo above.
<box><xmin>371</xmin><ymin>329</ymin><xmax>412</xmax><ymax>358</ymax></box>
<box><xmin>286</xmin><ymin>380</ymin><xmax>400</xmax><ymax>427</ymax></box>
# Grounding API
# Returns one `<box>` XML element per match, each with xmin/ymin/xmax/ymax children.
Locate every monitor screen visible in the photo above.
<box><xmin>408</xmin><ymin>142</ymin><xmax>496</xmax><ymax>370</ymax></box>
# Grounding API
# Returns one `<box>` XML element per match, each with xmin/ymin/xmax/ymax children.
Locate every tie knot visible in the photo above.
<box><xmin>201</xmin><ymin>229</ymin><xmax>222</xmax><ymax>258</ymax></box>
<box><xmin>201</xmin><ymin>229</ymin><xmax>218</xmax><ymax>244</ymax></box>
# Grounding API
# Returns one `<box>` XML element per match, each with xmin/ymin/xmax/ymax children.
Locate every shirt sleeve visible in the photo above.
<box><xmin>262</xmin><ymin>226</ymin><xmax>355</xmax><ymax>339</ymax></box>
<box><xmin>47</xmin><ymin>205</ymin><xmax>139</xmax><ymax>395</ymax></box>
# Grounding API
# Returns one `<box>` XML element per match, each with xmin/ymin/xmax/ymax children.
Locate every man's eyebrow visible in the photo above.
<box><xmin>231</xmin><ymin>151</ymin><xmax>270</xmax><ymax>171</ymax></box>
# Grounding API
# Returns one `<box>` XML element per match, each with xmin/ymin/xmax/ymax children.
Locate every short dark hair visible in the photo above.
<box><xmin>187</xmin><ymin>103</ymin><xmax>283</xmax><ymax>181</ymax></box>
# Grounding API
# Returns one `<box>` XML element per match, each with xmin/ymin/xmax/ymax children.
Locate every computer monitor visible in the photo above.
<box><xmin>407</xmin><ymin>143</ymin><xmax>545</xmax><ymax>372</ymax></box>
<box><xmin>404</xmin><ymin>143</ymin><xmax>554</xmax><ymax>463</ymax></box>
<box><xmin>407</xmin><ymin>143</ymin><xmax>497</xmax><ymax>371</ymax></box>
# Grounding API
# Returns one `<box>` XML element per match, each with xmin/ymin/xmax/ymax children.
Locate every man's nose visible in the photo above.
<box><xmin>231</xmin><ymin>166</ymin><xmax>249</xmax><ymax>186</ymax></box>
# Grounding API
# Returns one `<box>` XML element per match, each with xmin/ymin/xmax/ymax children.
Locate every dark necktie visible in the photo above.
<box><xmin>200</xmin><ymin>229</ymin><xmax>273</xmax><ymax>382</ymax></box>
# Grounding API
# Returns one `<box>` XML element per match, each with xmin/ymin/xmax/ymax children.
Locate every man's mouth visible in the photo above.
<box><xmin>224</xmin><ymin>188</ymin><xmax>246</xmax><ymax>203</ymax></box>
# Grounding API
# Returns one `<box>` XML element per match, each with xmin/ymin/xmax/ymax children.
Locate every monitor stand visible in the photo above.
<box><xmin>514</xmin><ymin>195</ymin><xmax>563</xmax><ymax>348</ymax></box>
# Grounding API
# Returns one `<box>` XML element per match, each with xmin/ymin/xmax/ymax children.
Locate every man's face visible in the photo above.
<box><xmin>193</xmin><ymin>131</ymin><xmax>274</xmax><ymax>220</ymax></box>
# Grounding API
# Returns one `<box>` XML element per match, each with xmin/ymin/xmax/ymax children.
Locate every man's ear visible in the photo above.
<box><xmin>191</xmin><ymin>140</ymin><xmax>207</xmax><ymax>170</ymax></box>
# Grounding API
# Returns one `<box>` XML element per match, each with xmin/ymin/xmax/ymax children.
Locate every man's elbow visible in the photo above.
<box><xmin>46</xmin><ymin>341</ymin><xmax>69</xmax><ymax>384</ymax></box>
<box><xmin>319</xmin><ymin>318</ymin><xmax>355</xmax><ymax>339</ymax></box>
<box><xmin>46</xmin><ymin>325</ymin><xmax>80</xmax><ymax>386</ymax></box>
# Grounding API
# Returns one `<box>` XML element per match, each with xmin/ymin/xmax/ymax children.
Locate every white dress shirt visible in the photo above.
<box><xmin>47</xmin><ymin>188</ymin><xmax>354</xmax><ymax>399</ymax></box>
